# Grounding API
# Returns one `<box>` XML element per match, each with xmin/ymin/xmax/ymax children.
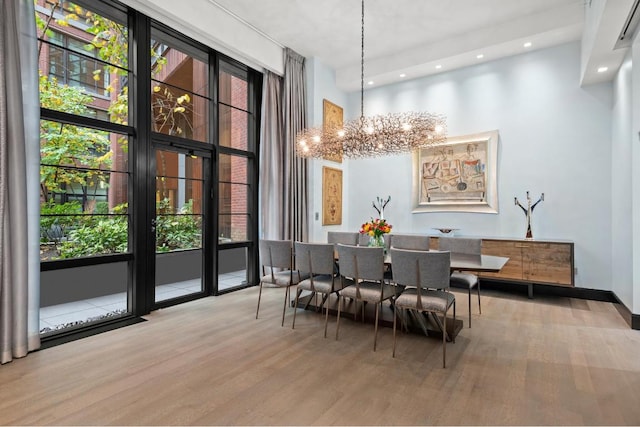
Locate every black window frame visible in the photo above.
<box><xmin>37</xmin><ymin>0</ymin><xmax>263</xmax><ymax>339</ymax></box>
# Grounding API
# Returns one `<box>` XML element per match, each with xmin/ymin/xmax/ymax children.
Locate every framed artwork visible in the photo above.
<box><xmin>412</xmin><ymin>130</ymin><xmax>499</xmax><ymax>213</ymax></box>
<box><xmin>322</xmin><ymin>166</ymin><xmax>343</xmax><ymax>225</ymax></box>
<box><xmin>323</xmin><ymin>99</ymin><xmax>343</xmax><ymax>163</ymax></box>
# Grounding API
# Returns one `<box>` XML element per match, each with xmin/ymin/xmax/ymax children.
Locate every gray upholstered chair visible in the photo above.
<box><xmin>438</xmin><ymin>237</ymin><xmax>482</xmax><ymax>328</ymax></box>
<box><xmin>335</xmin><ymin>244</ymin><xmax>398</xmax><ymax>351</ymax></box>
<box><xmin>293</xmin><ymin>242</ymin><xmax>344</xmax><ymax>337</ymax></box>
<box><xmin>389</xmin><ymin>233</ymin><xmax>431</xmax><ymax>251</ymax></box>
<box><xmin>327</xmin><ymin>231</ymin><xmax>359</xmax><ymax>246</ymax></box>
<box><xmin>256</xmin><ymin>239</ymin><xmax>304</xmax><ymax>326</ymax></box>
<box><xmin>390</xmin><ymin>248</ymin><xmax>455</xmax><ymax>368</ymax></box>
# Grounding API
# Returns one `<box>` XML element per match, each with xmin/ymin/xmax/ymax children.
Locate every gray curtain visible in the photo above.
<box><xmin>259</xmin><ymin>49</ymin><xmax>309</xmax><ymax>242</ymax></box>
<box><xmin>259</xmin><ymin>71</ymin><xmax>285</xmax><ymax>240</ymax></box>
<box><xmin>0</xmin><ymin>0</ymin><xmax>41</xmax><ymax>364</ymax></box>
<box><xmin>282</xmin><ymin>48</ymin><xmax>308</xmax><ymax>242</ymax></box>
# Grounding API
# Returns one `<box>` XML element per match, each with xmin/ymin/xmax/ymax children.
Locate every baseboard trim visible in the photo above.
<box><xmin>610</xmin><ymin>293</ymin><xmax>640</xmax><ymax>330</ymax></box>
<box><xmin>40</xmin><ymin>315</ymin><xmax>147</xmax><ymax>350</ymax></box>
<box><xmin>467</xmin><ymin>279</ymin><xmax>617</xmax><ymax>302</ymax></box>
<box><xmin>472</xmin><ymin>280</ymin><xmax>639</xmax><ymax>330</ymax></box>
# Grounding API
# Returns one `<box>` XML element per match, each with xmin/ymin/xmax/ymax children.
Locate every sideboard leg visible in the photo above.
<box><xmin>528</xmin><ymin>284</ymin><xmax>533</xmax><ymax>299</ymax></box>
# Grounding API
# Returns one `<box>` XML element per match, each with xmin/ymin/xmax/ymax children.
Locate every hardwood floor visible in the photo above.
<box><xmin>1</xmin><ymin>286</ymin><xmax>639</xmax><ymax>425</ymax></box>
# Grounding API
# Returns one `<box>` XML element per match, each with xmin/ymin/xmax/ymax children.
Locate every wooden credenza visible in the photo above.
<box><xmin>429</xmin><ymin>236</ymin><xmax>574</xmax><ymax>297</ymax></box>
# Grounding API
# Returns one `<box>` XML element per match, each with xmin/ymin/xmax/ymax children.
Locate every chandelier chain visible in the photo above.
<box><xmin>361</xmin><ymin>0</ymin><xmax>364</xmax><ymax>119</ymax></box>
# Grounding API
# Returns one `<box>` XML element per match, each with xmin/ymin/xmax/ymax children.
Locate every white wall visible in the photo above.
<box><xmin>305</xmin><ymin>58</ymin><xmax>350</xmax><ymax>243</ymax></box>
<box><xmin>632</xmin><ymin>32</ymin><xmax>640</xmax><ymax>314</ymax></box>
<box><xmin>310</xmin><ymin>42</ymin><xmax>614</xmax><ymax>291</ymax></box>
<box><xmin>611</xmin><ymin>50</ymin><xmax>633</xmax><ymax>308</ymax></box>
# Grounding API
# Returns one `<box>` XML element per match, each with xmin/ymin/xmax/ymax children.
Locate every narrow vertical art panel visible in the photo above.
<box><xmin>322</xmin><ymin>166</ymin><xmax>342</xmax><ymax>225</ymax></box>
<box><xmin>412</xmin><ymin>130</ymin><xmax>499</xmax><ymax>213</ymax></box>
<box><xmin>323</xmin><ymin>99</ymin><xmax>343</xmax><ymax>163</ymax></box>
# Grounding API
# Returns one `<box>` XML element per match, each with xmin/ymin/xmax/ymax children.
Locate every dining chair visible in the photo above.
<box><xmin>390</xmin><ymin>248</ymin><xmax>455</xmax><ymax>368</ymax></box>
<box><xmin>328</xmin><ymin>231</ymin><xmax>359</xmax><ymax>278</ymax></box>
<box><xmin>256</xmin><ymin>239</ymin><xmax>304</xmax><ymax>326</ymax></box>
<box><xmin>389</xmin><ymin>233</ymin><xmax>431</xmax><ymax>250</ymax></box>
<box><xmin>438</xmin><ymin>237</ymin><xmax>482</xmax><ymax>328</ymax></box>
<box><xmin>292</xmin><ymin>242</ymin><xmax>344</xmax><ymax>337</ymax></box>
<box><xmin>335</xmin><ymin>244</ymin><xmax>398</xmax><ymax>351</ymax></box>
<box><xmin>327</xmin><ymin>231</ymin><xmax>359</xmax><ymax>246</ymax></box>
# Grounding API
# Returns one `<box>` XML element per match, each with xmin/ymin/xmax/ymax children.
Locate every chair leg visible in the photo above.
<box><xmin>477</xmin><ymin>281</ymin><xmax>482</xmax><ymax>315</ymax></box>
<box><xmin>468</xmin><ymin>287</ymin><xmax>472</xmax><ymax>328</ymax></box>
<box><xmin>335</xmin><ymin>295</ymin><xmax>343</xmax><ymax>340</ymax></box>
<box><xmin>392</xmin><ymin>306</ymin><xmax>398</xmax><ymax>357</ymax></box>
<box><xmin>292</xmin><ymin>288</ymin><xmax>303</xmax><ymax>330</ymax></box>
<box><xmin>453</xmin><ymin>300</ymin><xmax>456</xmax><ymax>344</ymax></box>
<box><xmin>255</xmin><ymin>281</ymin><xmax>264</xmax><ymax>319</ymax></box>
<box><xmin>281</xmin><ymin>286</ymin><xmax>290</xmax><ymax>327</ymax></box>
<box><xmin>302</xmin><ymin>292</ymin><xmax>314</xmax><ymax>311</ymax></box>
<box><xmin>324</xmin><ymin>293</ymin><xmax>330</xmax><ymax>338</ymax></box>
<box><xmin>373</xmin><ymin>302</ymin><xmax>380</xmax><ymax>352</ymax></box>
<box><xmin>442</xmin><ymin>311</ymin><xmax>447</xmax><ymax>368</ymax></box>
<box><xmin>320</xmin><ymin>294</ymin><xmax>329</xmax><ymax>310</ymax></box>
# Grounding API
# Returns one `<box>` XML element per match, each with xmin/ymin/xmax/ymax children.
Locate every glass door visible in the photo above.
<box><xmin>153</xmin><ymin>146</ymin><xmax>211</xmax><ymax>304</ymax></box>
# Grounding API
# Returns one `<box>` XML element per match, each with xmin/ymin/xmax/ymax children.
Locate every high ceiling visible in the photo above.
<box><xmin>210</xmin><ymin>0</ymin><xmax>586</xmax><ymax>90</ymax></box>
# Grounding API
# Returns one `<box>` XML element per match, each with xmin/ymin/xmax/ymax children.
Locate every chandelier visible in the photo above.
<box><xmin>296</xmin><ymin>0</ymin><xmax>447</xmax><ymax>159</ymax></box>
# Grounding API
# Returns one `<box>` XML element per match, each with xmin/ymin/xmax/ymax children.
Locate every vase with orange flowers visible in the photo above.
<box><xmin>360</xmin><ymin>218</ymin><xmax>392</xmax><ymax>249</ymax></box>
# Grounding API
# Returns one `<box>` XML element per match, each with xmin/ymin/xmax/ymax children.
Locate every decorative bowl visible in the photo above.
<box><xmin>433</xmin><ymin>227</ymin><xmax>459</xmax><ymax>235</ymax></box>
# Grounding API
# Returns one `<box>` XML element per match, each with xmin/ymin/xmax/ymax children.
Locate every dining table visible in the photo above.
<box><xmin>383</xmin><ymin>251</ymin><xmax>509</xmax><ymax>273</ymax></box>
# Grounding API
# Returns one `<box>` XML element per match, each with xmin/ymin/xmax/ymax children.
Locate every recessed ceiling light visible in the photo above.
<box><xmin>476</xmin><ymin>54</ymin><xmax>484</xmax><ymax>59</ymax></box>
<box><xmin>524</xmin><ymin>42</ymin><xmax>532</xmax><ymax>48</ymax></box>
<box><xmin>399</xmin><ymin>73</ymin><xmax>406</xmax><ymax>78</ymax></box>
<box><xmin>435</xmin><ymin>64</ymin><xmax>442</xmax><ymax>69</ymax></box>
<box><xmin>597</xmin><ymin>66</ymin><xmax>608</xmax><ymax>73</ymax></box>
<box><xmin>367</xmin><ymin>80</ymin><xmax>374</xmax><ymax>85</ymax></box>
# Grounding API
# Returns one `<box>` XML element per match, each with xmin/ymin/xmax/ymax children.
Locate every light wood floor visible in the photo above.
<box><xmin>1</xmin><ymin>286</ymin><xmax>640</xmax><ymax>425</ymax></box>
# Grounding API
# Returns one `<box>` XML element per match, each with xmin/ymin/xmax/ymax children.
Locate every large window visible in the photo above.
<box><xmin>217</xmin><ymin>61</ymin><xmax>259</xmax><ymax>292</ymax></box>
<box><xmin>37</xmin><ymin>0</ymin><xmax>132</xmax><ymax>336</ymax></box>
<box><xmin>150</xmin><ymin>29</ymin><xmax>209</xmax><ymax>143</ymax></box>
<box><xmin>39</xmin><ymin>122</ymin><xmax>129</xmax><ymax>260</ymax></box>
<box><xmin>36</xmin><ymin>0</ymin><xmax>262</xmax><ymax>337</ymax></box>
<box><xmin>218</xmin><ymin>63</ymin><xmax>253</xmax><ymax>244</ymax></box>
<box><xmin>37</xmin><ymin>1</ymin><xmax>130</xmax><ymax>261</ymax></box>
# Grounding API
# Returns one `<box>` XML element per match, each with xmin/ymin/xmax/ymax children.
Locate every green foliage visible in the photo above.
<box><xmin>59</xmin><ymin>216</ymin><xmax>128</xmax><ymax>258</ymax></box>
<box><xmin>40</xmin><ymin>200</ymin><xmax>82</xmax><ymax>243</ymax></box>
<box><xmin>42</xmin><ymin>198</ymin><xmax>201</xmax><ymax>259</ymax></box>
<box><xmin>155</xmin><ymin>198</ymin><xmax>202</xmax><ymax>252</ymax></box>
<box><xmin>94</xmin><ymin>201</ymin><xmax>109</xmax><ymax>214</ymax></box>
<box><xmin>55</xmin><ymin>202</ymin><xmax>128</xmax><ymax>258</ymax></box>
<box><xmin>39</xmin><ymin>68</ymin><xmax>113</xmax><ymax>204</ymax></box>
<box><xmin>39</xmin><ymin>74</ymin><xmax>95</xmax><ymax>114</ymax></box>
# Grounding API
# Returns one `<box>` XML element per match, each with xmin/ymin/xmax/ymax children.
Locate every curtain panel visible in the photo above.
<box><xmin>259</xmin><ymin>48</ymin><xmax>309</xmax><ymax>242</ymax></box>
<box><xmin>259</xmin><ymin>71</ymin><xmax>285</xmax><ymax>240</ymax></box>
<box><xmin>282</xmin><ymin>48</ymin><xmax>308</xmax><ymax>242</ymax></box>
<box><xmin>0</xmin><ymin>0</ymin><xmax>41</xmax><ymax>364</ymax></box>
